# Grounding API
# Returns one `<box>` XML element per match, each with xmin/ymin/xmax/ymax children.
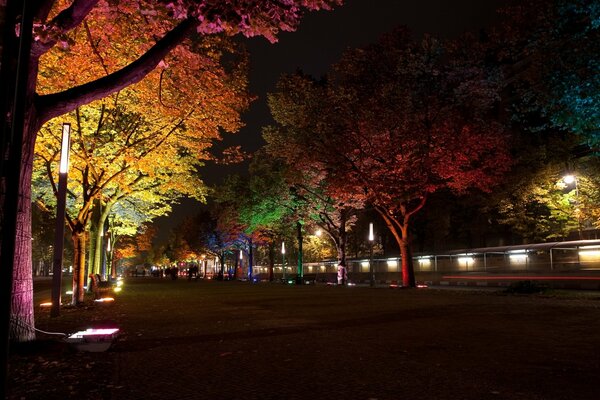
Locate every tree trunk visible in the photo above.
<box><xmin>92</xmin><ymin>200</ymin><xmax>113</xmax><ymax>279</ymax></box>
<box><xmin>9</xmin><ymin>165</ymin><xmax>36</xmax><ymax>341</ymax></box>
<box><xmin>247</xmin><ymin>238</ymin><xmax>253</xmax><ymax>281</ymax></box>
<box><xmin>336</xmin><ymin>216</ymin><xmax>348</xmax><ymax>285</ymax></box>
<box><xmin>3</xmin><ymin>4</ymin><xmax>39</xmax><ymax>341</ymax></box>
<box><xmin>88</xmin><ymin>198</ymin><xmax>102</xmax><ymax>282</ymax></box>
<box><xmin>399</xmin><ymin>224</ymin><xmax>415</xmax><ymax>288</ymax></box>
<box><xmin>71</xmin><ymin>229</ymin><xmax>86</xmax><ymax>304</ymax></box>
<box><xmin>376</xmin><ymin>208</ymin><xmax>416</xmax><ymax>288</ymax></box>
<box><xmin>9</xmin><ymin>108</ymin><xmax>40</xmax><ymax>342</ymax></box>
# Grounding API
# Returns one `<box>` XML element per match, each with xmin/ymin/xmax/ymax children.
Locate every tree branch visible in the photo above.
<box><xmin>36</xmin><ymin>17</ymin><xmax>198</xmax><ymax>124</ymax></box>
<box><xmin>32</xmin><ymin>0</ymin><xmax>99</xmax><ymax>57</ymax></box>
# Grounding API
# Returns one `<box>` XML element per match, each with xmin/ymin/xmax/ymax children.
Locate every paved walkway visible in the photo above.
<box><xmin>8</xmin><ymin>278</ymin><xmax>600</xmax><ymax>399</ymax></box>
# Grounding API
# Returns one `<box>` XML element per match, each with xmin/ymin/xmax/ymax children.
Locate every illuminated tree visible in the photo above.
<box><xmin>223</xmin><ymin>156</ymin><xmax>298</xmax><ymax>280</ymax></box>
<box><xmin>268</xmin><ymin>29</ymin><xmax>511</xmax><ymax>287</ymax></box>
<box><xmin>3</xmin><ymin>0</ymin><xmax>341</xmax><ymax>341</ymax></box>
<box><xmin>262</xmin><ymin>107</ymin><xmax>363</xmax><ymax>283</ymax></box>
<box><xmin>484</xmin><ymin>0</ymin><xmax>600</xmax><ymax>241</ymax></box>
<box><xmin>33</xmin><ymin>102</ymin><xmax>215</xmax><ymax>302</ymax></box>
<box><xmin>498</xmin><ymin>0</ymin><xmax>599</xmax><ymax>145</ymax></box>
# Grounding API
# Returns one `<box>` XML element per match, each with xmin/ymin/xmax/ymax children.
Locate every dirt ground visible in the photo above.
<box><xmin>7</xmin><ymin>277</ymin><xmax>600</xmax><ymax>399</ymax></box>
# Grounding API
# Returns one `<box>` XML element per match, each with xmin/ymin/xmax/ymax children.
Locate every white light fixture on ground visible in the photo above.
<box><xmin>65</xmin><ymin>328</ymin><xmax>119</xmax><ymax>352</ymax></box>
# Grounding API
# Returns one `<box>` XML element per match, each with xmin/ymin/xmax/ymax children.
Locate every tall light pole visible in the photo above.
<box><xmin>369</xmin><ymin>223</ymin><xmax>375</xmax><ymax>287</ymax></box>
<box><xmin>51</xmin><ymin>123</ymin><xmax>71</xmax><ymax>317</ymax></box>
<box><xmin>106</xmin><ymin>234</ymin><xmax>112</xmax><ymax>278</ymax></box>
<box><xmin>563</xmin><ymin>174</ymin><xmax>582</xmax><ymax>239</ymax></box>
<box><xmin>239</xmin><ymin>249</ymin><xmax>243</xmax><ymax>280</ymax></box>
<box><xmin>296</xmin><ymin>221</ymin><xmax>303</xmax><ymax>285</ymax></box>
<box><xmin>281</xmin><ymin>242</ymin><xmax>286</xmax><ymax>282</ymax></box>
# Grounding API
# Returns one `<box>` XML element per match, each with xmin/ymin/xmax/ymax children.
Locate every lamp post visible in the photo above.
<box><xmin>239</xmin><ymin>249</ymin><xmax>244</xmax><ymax>280</ymax></box>
<box><xmin>281</xmin><ymin>242</ymin><xmax>286</xmax><ymax>282</ymax></box>
<box><xmin>106</xmin><ymin>234</ymin><xmax>112</xmax><ymax>278</ymax></box>
<box><xmin>296</xmin><ymin>221</ymin><xmax>303</xmax><ymax>285</ymax></box>
<box><xmin>51</xmin><ymin>123</ymin><xmax>71</xmax><ymax>317</ymax></box>
<box><xmin>563</xmin><ymin>174</ymin><xmax>582</xmax><ymax>239</ymax></box>
<box><xmin>369</xmin><ymin>222</ymin><xmax>375</xmax><ymax>287</ymax></box>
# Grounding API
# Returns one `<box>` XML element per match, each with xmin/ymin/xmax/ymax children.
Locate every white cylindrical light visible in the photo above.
<box><xmin>563</xmin><ymin>174</ymin><xmax>576</xmax><ymax>184</ymax></box>
<box><xmin>281</xmin><ymin>242</ymin><xmax>286</xmax><ymax>254</ymax></box>
<box><xmin>239</xmin><ymin>249</ymin><xmax>243</xmax><ymax>260</ymax></box>
<box><xmin>368</xmin><ymin>223</ymin><xmax>374</xmax><ymax>241</ymax></box>
<box><xmin>59</xmin><ymin>123</ymin><xmax>71</xmax><ymax>173</ymax></box>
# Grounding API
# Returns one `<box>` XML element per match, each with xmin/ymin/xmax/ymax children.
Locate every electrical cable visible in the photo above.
<box><xmin>9</xmin><ymin>316</ymin><xmax>68</xmax><ymax>337</ymax></box>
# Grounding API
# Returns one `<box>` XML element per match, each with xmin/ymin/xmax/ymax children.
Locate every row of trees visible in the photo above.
<box><xmin>2</xmin><ymin>0</ymin><xmax>342</xmax><ymax>342</ymax></box>
<box><xmin>170</xmin><ymin>0</ymin><xmax>599</xmax><ymax>289</ymax></box>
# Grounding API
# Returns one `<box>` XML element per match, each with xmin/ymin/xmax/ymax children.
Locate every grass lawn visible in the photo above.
<box><xmin>8</xmin><ymin>277</ymin><xmax>600</xmax><ymax>399</ymax></box>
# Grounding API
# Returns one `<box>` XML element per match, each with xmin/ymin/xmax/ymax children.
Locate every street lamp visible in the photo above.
<box><xmin>281</xmin><ymin>242</ymin><xmax>286</xmax><ymax>282</ymax></box>
<box><xmin>51</xmin><ymin>123</ymin><xmax>71</xmax><ymax>317</ymax></box>
<box><xmin>369</xmin><ymin>222</ymin><xmax>375</xmax><ymax>287</ymax></box>
<box><xmin>296</xmin><ymin>221</ymin><xmax>303</xmax><ymax>285</ymax></box>
<box><xmin>563</xmin><ymin>174</ymin><xmax>582</xmax><ymax>239</ymax></box>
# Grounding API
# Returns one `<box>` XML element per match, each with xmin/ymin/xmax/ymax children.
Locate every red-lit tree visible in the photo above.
<box><xmin>268</xmin><ymin>29</ymin><xmax>511</xmax><ymax>287</ymax></box>
<box><xmin>2</xmin><ymin>0</ymin><xmax>341</xmax><ymax>342</ymax></box>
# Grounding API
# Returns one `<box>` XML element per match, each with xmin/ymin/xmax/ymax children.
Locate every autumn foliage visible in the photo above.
<box><xmin>2</xmin><ymin>0</ymin><xmax>342</xmax><ymax>341</ymax></box>
<box><xmin>267</xmin><ymin>29</ymin><xmax>511</xmax><ymax>286</ymax></box>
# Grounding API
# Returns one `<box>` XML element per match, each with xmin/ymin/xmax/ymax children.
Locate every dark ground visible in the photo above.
<box><xmin>7</xmin><ymin>277</ymin><xmax>600</xmax><ymax>400</ymax></box>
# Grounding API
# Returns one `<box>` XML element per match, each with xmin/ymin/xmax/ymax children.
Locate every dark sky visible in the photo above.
<box><xmin>155</xmin><ymin>0</ymin><xmax>510</xmax><ymax>239</ymax></box>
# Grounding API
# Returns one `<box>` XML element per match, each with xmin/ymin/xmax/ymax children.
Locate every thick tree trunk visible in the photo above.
<box><xmin>376</xmin><ymin>208</ymin><xmax>416</xmax><ymax>288</ymax></box>
<box><xmin>71</xmin><ymin>229</ymin><xmax>86</xmax><ymax>304</ymax></box>
<box><xmin>9</xmin><ymin>109</ymin><xmax>40</xmax><ymax>342</ymax></box>
<box><xmin>3</xmin><ymin>1</ymin><xmax>39</xmax><ymax>342</ymax></box>
<box><xmin>92</xmin><ymin>199</ymin><xmax>113</xmax><ymax>279</ymax></box>
<box><xmin>9</xmin><ymin>158</ymin><xmax>36</xmax><ymax>341</ymax></box>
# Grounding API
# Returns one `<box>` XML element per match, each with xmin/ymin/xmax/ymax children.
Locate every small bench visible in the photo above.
<box><xmin>89</xmin><ymin>273</ymin><xmax>113</xmax><ymax>299</ymax></box>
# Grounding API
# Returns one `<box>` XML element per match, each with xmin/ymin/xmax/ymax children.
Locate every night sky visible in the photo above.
<box><xmin>155</xmin><ymin>0</ymin><xmax>510</xmax><ymax>238</ymax></box>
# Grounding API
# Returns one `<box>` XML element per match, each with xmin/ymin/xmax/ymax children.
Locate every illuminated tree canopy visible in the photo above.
<box><xmin>267</xmin><ymin>29</ymin><xmax>511</xmax><ymax>286</ymax></box>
